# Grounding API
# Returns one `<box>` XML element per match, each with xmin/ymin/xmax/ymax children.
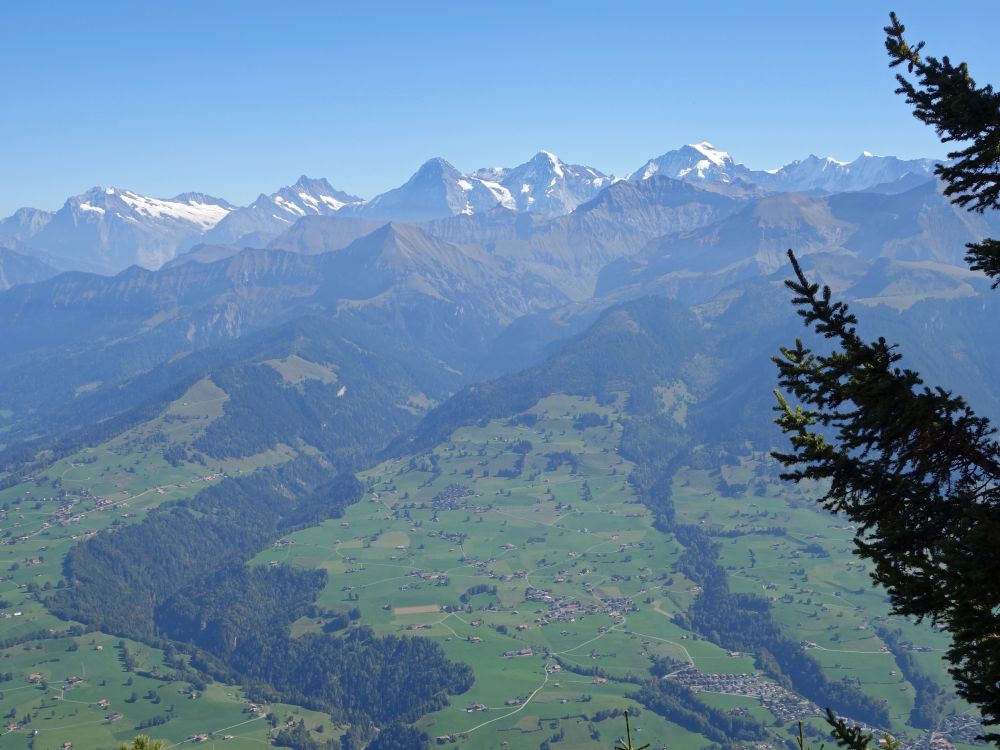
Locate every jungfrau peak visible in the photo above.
<box><xmin>629</xmin><ymin>141</ymin><xmax>748</xmax><ymax>183</ymax></box>
<box><xmin>627</xmin><ymin>142</ymin><xmax>938</xmax><ymax>194</ymax></box>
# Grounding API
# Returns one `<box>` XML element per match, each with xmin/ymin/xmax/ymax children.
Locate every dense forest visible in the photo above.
<box><xmin>50</xmin><ymin>457</ymin><xmax>350</xmax><ymax>635</ymax></box>
<box><xmin>272</xmin><ymin>719</ymin><xmax>431</xmax><ymax>750</ymax></box>
<box><xmin>48</xmin><ymin>456</ymin><xmax>473</xmax><ymax>728</ymax></box>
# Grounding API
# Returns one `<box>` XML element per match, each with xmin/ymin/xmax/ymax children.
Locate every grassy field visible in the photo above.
<box><xmin>0</xmin><ymin>381</ymin><xmax>981</xmax><ymax>750</ymax></box>
<box><xmin>670</xmin><ymin>460</ymin><xmax>966</xmax><ymax>731</ymax></box>
<box><xmin>256</xmin><ymin>391</ymin><xmax>980</xmax><ymax>750</ymax></box>
<box><xmin>248</xmin><ymin>393</ymin><xmax>976</xmax><ymax>750</ymax></box>
<box><xmin>252</xmin><ymin>394</ymin><xmax>723</xmax><ymax>749</ymax></box>
<box><xmin>0</xmin><ymin>627</ymin><xmax>337</xmax><ymax>750</ymax></box>
<box><xmin>0</xmin><ymin>376</ymin><xmax>312</xmax><ymax>750</ymax></box>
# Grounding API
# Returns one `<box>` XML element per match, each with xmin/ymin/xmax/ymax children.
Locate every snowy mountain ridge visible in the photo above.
<box><xmin>1</xmin><ymin>143</ymin><xmax>942</xmax><ymax>272</ymax></box>
<box><xmin>202</xmin><ymin>175</ymin><xmax>364</xmax><ymax>247</ymax></box>
<box><xmin>473</xmin><ymin>151</ymin><xmax>615</xmax><ymax>217</ymax></box>
<box><xmin>630</xmin><ymin>142</ymin><xmax>939</xmax><ymax>194</ymax></box>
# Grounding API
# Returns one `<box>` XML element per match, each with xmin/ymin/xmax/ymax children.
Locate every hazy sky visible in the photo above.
<box><xmin>1</xmin><ymin>0</ymin><xmax>997</xmax><ymax>215</ymax></box>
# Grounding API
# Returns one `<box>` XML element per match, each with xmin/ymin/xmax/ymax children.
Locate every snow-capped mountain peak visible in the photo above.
<box><xmin>688</xmin><ymin>141</ymin><xmax>731</xmax><ymax>168</ymax></box>
<box><xmin>13</xmin><ymin>186</ymin><xmax>237</xmax><ymax>271</ymax></box>
<box><xmin>534</xmin><ymin>150</ymin><xmax>565</xmax><ymax>179</ymax></box>
<box><xmin>760</xmin><ymin>151</ymin><xmax>938</xmax><ymax>193</ymax></box>
<box><xmin>201</xmin><ymin>176</ymin><xmax>364</xmax><ymax>247</ymax></box>
<box><xmin>1</xmin><ymin>143</ymin><xmax>945</xmax><ymax>276</ymax></box>
<box><xmin>360</xmin><ymin>158</ymin><xmax>514</xmax><ymax>221</ymax></box>
<box><xmin>468</xmin><ymin>151</ymin><xmax>612</xmax><ymax>217</ymax></box>
<box><xmin>629</xmin><ymin>142</ymin><xmax>746</xmax><ymax>184</ymax></box>
<box><xmin>63</xmin><ymin>186</ymin><xmax>234</xmax><ymax>229</ymax></box>
<box><xmin>114</xmin><ymin>190</ymin><xmax>232</xmax><ymax>229</ymax></box>
<box><xmin>266</xmin><ymin>176</ymin><xmax>362</xmax><ymax>220</ymax></box>
<box><xmin>629</xmin><ymin>142</ymin><xmax>938</xmax><ymax>195</ymax></box>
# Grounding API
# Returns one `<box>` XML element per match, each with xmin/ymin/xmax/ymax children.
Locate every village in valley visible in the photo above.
<box><xmin>0</xmin><ymin>386</ymin><xmax>983</xmax><ymax>750</ymax></box>
<box><xmin>250</xmin><ymin>394</ymin><xmax>980</xmax><ymax>750</ymax></box>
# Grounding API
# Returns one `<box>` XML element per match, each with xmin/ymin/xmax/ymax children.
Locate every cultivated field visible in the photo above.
<box><xmin>251</xmin><ymin>393</ymin><xmax>977</xmax><ymax>750</ymax></box>
<box><xmin>0</xmin><ymin>385</ymin><xmax>978</xmax><ymax>750</ymax></box>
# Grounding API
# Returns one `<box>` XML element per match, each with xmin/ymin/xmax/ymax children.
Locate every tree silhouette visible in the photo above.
<box><xmin>773</xmin><ymin>13</ymin><xmax>1000</xmax><ymax>742</ymax></box>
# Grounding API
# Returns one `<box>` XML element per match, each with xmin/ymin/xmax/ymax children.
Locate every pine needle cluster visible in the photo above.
<box><xmin>886</xmin><ymin>12</ymin><xmax>1000</xmax><ymax>284</ymax></box>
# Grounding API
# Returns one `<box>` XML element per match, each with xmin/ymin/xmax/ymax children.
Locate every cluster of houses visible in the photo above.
<box><xmin>525</xmin><ymin>586</ymin><xmax>555</xmax><ymax>604</ymax></box>
<box><xmin>4</xmin><ymin>471</ymin><xmax>225</xmax><ymax>549</ymax></box>
<box><xmin>398</xmin><ymin>574</ymin><xmax>452</xmax><ymax>591</ymax></box>
<box><xmin>649</xmin><ymin>663</ymin><xmax>975</xmax><ymax>750</ymax></box>
<box><xmin>599</xmin><ymin>595</ymin><xmax>637</xmax><ymax>617</ymax></box>
<box><xmin>907</xmin><ymin>715</ymin><xmax>985</xmax><ymax>749</ymax></box>
<box><xmin>56</xmin><ymin>494</ymin><xmax>117</xmax><ymax>528</ymax></box>
<box><xmin>3</xmin><ymin>490</ymin><xmax>116</xmax><ymax>548</ymax></box>
<box><xmin>668</xmin><ymin>666</ymin><xmax>821</xmax><ymax>724</ymax></box>
<box><xmin>519</xmin><ymin>586</ymin><xmax>636</xmax><ymax>626</ymax></box>
<box><xmin>430</xmin><ymin>484</ymin><xmax>482</xmax><ymax>511</ymax></box>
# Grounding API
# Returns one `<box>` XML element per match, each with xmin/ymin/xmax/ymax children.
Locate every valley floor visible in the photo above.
<box><xmin>0</xmin><ymin>391</ymin><xmax>982</xmax><ymax>750</ymax></box>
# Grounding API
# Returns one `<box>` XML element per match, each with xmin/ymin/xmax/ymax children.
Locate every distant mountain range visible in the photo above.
<box><xmin>0</xmin><ymin>144</ymin><xmax>943</xmax><ymax>274</ymax></box>
<box><xmin>0</xmin><ymin>188</ymin><xmax>234</xmax><ymax>273</ymax></box>
<box><xmin>1</xmin><ymin>159</ymin><xmax>993</xmax><ymax>446</ymax></box>
<box><xmin>628</xmin><ymin>141</ymin><xmax>938</xmax><ymax>194</ymax></box>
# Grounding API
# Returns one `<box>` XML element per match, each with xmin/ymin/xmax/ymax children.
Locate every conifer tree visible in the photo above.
<box><xmin>885</xmin><ymin>12</ymin><xmax>1000</xmax><ymax>284</ymax></box>
<box><xmin>773</xmin><ymin>13</ymin><xmax>1000</xmax><ymax>743</ymax></box>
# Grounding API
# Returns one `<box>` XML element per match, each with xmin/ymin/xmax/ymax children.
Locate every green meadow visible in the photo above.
<box><xmin>248</xmin><ymin>393</ymin><xmax>972</xmax><ymax>749</ymax></box>
<box><xmin>0</xmin><ymin>376</ymin><xmax>307</xmax><ymax>749</ymax></box>
<box><xmin>0</xmin><ymin>382</ymin><xmax>977</xmax><ymax>749</ymax></box>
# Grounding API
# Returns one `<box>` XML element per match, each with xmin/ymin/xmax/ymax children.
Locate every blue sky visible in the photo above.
<box><xmin>1</xmin><ymin>0</ymin><xmax>997</xmax><ymax>215</ymax></box>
